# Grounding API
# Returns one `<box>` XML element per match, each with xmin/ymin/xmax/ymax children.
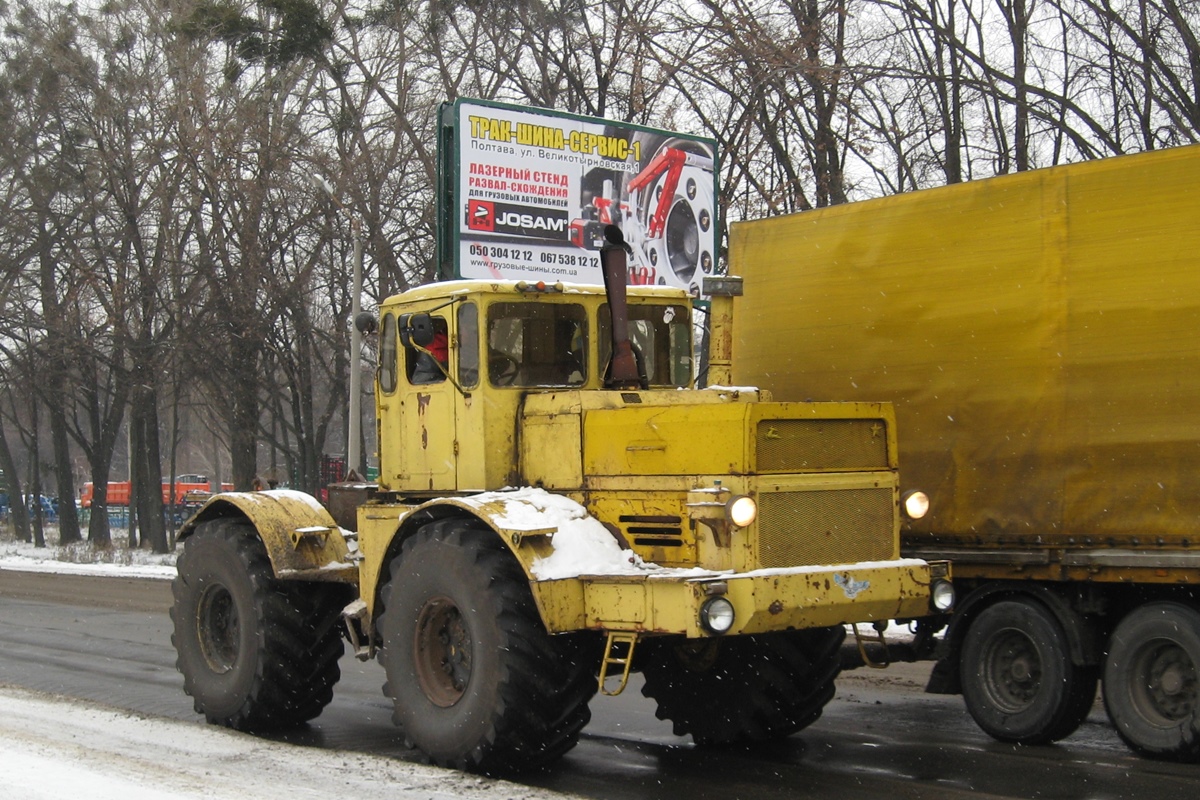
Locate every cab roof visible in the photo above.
<box><xmin>382</xmin><ymin>279</ymin><xmax>692</xmax><ymax>308</ymax></box>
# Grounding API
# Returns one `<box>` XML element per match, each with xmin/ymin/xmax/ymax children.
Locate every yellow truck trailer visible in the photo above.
<box><xmin>729</xmin><ymin>144</ymin><xmax>1200</xmax><ymax>761</ymax></box>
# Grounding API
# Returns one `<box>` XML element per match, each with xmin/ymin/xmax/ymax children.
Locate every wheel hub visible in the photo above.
<box><xmin>196</xmin><ymin>582</ymin><xmax>239</xmax><ymax>674</ymax></box>
<box><xmin>985</xmin><ymin>629</ymin><xmax>1042</xmax><ymax>710</ymax></box>
<box><xmin>1009</xmin><ymin>656</ymin><xmax>1033</xmax><ymax>683</ymax></box>
<box><xmin>414</xmin><ymin>596</ymin><xmax>471</xmax><ymax>707</ymax></box>
<box><xmin>1134</xmin><ymin>640</ymin><xmax>1196</xmax><ymax>722</ymax></box>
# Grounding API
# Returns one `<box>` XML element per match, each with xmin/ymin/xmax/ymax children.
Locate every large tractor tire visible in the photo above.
<box><xmin>171</xmin><ymin>518</ymin><xmax>349</xmax><ymax>731</ymax></box>
<box><xmin>960</xmin><ymin>598</ymin><xmax>1098</xmax><ymax>744</ymax></box>
<box><xmin>1103</xmin><ymin>602</ymin><xmax>1200</xmax><ymax>761</ymax></box>
<box><xmin>640</xmin><ymin>626</ymin><xmax>844</xmax><ymax>744</ymax></box>
<box><xmin>376</xmin><ymin>519</ymin><xmax>597</xmax><ymax>774</ymax></box>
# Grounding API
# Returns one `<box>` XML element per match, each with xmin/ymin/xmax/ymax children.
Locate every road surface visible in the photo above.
<box><xmin>0</xmin><ymin>570</ymin><xmax>1195</xmax><ymax>799</ymax></box>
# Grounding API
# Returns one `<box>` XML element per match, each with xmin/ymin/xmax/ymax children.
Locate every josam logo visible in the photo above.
<box><xmin>465</xmin><ymin>200</ymin><xmax>568</xmax><ymax>241</ymax></box>
<box><xmin>467</xmin><ymin>200</ymin><xmax>495</xmax><ymax>232</ymax></box>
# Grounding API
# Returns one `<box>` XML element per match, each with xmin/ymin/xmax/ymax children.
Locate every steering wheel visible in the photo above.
<box><xmin>489</xmin><ymin>352</ymin><xmax>519</xmax><ymax>386</ymax></box>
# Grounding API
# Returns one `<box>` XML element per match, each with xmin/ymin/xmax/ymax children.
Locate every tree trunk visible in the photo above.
<box><xmin>0</xmin><ymin>421</ymin><xmax>31</xmax><ymax>543</ymax></box>
<box><xmin>26</xmin><ymin>403</ymin><xmax>45</xmax><ymax>549</ymax></box>
<box><xmin>133</xmin><ymin>384</ymin><xmax>167</xmax><ymax>553</ymax></box>
<box><xmin>87</xmin><ymin>470</ymin><xmax>112</xmax><ymax>548</ymax></box>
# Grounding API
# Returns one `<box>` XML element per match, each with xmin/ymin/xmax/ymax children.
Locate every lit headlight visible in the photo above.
<box><xmin>930</xmin><ymin>579</ymin><xmax>955</xmax><ymax>612</ymax></box>
<box><xmin>726</xmin><ymin>495</ymin><xmax>757</xmax><ymax>527</ymax></box>
<box><xmin>902</xmin><ymin>490</ymin><xmax>930</xmax><ymax>520</ymax></box>
<box><xmin>700</xmin><ymin>597</ymin><xmax>736</xmax><ymax>634</ymax></box>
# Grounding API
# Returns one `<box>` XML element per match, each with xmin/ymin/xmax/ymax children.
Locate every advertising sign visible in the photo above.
<box><xmin>439</xmin><ymin>99</ymin><xmax>718</xmax><ymax>294</ymax></box>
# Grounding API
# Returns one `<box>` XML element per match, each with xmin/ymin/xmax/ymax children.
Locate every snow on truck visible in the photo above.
<box><xmin>729</xmin><ymin>144</ymin><xmax>1200</xmax><ymax>762</ymax></box>
<box><xmin>169</xmin><ymin>226</ymin><xmax>953</xmax><ymax>774</ymax></box>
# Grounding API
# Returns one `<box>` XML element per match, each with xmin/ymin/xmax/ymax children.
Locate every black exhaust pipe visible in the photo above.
<box><xmin>599</xmin><ymin>225</ymin><xmax>642</xmax><ymax>389</ymax></box>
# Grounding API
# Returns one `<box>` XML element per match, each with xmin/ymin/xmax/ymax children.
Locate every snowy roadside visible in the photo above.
<box><xmin>0</xmin><ymin>536</ymin><xmax>178</xmax><ymax>580</ymax></box>
<box><xmin>0</xmin><ymin>534</ymin><xmax>581</xmax><ymax>799</ymax></box>
<box><xmin>0</xmin><ymin>686</ymin><xmax>578</xmax><ymax>800</ymax></box>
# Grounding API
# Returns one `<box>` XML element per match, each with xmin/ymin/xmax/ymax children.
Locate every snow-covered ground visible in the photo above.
<box><xmin>0</xmin><ymin>687</ymin><xmax>574</xmax><ymax>800</ymax></box>
<box><xmin>0</xmin><ymin>535</ymin><xmax>178</xmax><ymax>580</ymax></box>
<box><xmin>0</xmin><ymin>535</ymin><xmax>575</xmax><ymax>800</ymax></box>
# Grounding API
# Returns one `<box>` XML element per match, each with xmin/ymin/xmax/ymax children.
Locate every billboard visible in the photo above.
<box><xmin>438</xmin><ymin>99</ymin><xmax>718</xmax><ymax>294</ymax></box>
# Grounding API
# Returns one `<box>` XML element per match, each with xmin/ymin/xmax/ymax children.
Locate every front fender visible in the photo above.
<box><xmin>405</xmin><ymin>489</ymin><xmax>635</xmax><ymax>581</ymax></box>
<box><xmin>357</xmin><ymin>489</ymin><xmax>630</xmax><ymax>623</ymax></box>
<box><xmin>180</xmin><ymin>490</ymin><xmax>358</xmax><ymax>583</ymax></box>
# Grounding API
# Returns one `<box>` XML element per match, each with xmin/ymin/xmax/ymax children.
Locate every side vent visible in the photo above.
<box><xmin>619</xmin><ymin>515</ymin><xmax>684</xmax><ymax>548</ymax></box>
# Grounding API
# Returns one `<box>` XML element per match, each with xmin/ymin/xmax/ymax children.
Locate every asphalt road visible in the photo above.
<box><xmin>1</xmin><ymin>570</ymin><xmax>1196</xmax><ymax>799</ymax></box>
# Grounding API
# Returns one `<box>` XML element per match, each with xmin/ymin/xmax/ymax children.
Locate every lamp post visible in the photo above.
<box><xmin>314</xmin><ymin>175</ymin><xmax>365</xmax><ymax>479</ymax></box>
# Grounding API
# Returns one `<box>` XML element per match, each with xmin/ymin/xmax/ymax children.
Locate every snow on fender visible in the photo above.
<box><xmin>452</xmin><ymin>487</ymin><xmax>652</xmax><ymax>580</ymax></box>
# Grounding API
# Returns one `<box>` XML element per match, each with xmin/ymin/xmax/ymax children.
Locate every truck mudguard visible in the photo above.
<box><xmin>179</xmin><ymin>490</ymin><xmax>357</xmax><ymax>583</ymax></box>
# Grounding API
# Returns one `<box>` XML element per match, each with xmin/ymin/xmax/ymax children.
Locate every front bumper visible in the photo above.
<box><xmin>532</xmin><ymin>558</ymin><xmax>950</xmax><ymax>637</ymax></box>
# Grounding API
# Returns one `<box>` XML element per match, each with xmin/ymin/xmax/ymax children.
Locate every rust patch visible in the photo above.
<box><xmin>417</xmin><ymin>393</ymin><xmax>431</xmax><ymax>415</ymax></box>
<box><xmin>768</xmin><ymin>600</ymin><xmax>784</xmax><ymax>615</ymax></box>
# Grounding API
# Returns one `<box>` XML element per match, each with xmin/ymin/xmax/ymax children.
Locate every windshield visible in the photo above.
<box><xmin>599</xmin><ymin>303</ymin><xmax>693</xmax><ymax>388</ymax></box>
<box><xmin>487</xmin><ymin>302</ymin><xmax>587</xmax><ymax>387</ymax></box>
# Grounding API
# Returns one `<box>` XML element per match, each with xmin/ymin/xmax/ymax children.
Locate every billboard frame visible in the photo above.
<box><xmin>437</xmin><ymin>98</ymin><xmax>719</xmax><ymax>294</ymax></box>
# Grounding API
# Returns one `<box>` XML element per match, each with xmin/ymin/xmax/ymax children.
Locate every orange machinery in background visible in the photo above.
<box><xmin>79</xmin><ymin>478</ymin><xmax>233</xmax><ymax>508</ymax></box>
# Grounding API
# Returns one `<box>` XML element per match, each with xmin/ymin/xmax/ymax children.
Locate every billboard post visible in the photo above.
<box><xmin>438</xmin><ymin>99</ymin><xmax>718</xmax><ymax>294</ymax></box>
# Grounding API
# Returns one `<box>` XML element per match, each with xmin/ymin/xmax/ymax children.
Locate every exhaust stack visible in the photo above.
<box><xmin>599</xmin><ymin>225</ymin><xmax>642</xmax><ymax>389</ymax></box>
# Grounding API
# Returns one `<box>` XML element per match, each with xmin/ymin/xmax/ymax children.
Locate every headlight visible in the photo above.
<box><xmin>902</xmin><ymin>490</ymin><xmax>930</xmax><ymax>520</ymax></box>
<box><xmin>930</xmin><ymin>579</ymin><xmax>955</xmax><ymax>612</ymax></box>
<box><xmin>726</xmin><ymin>495</ymin><xmax>757</xmax><ymax>527</ymax></box>
<box><xmin>700</xmin><ymin>597</ymin><xmax>736</xmax><ymax>634</ymax></box>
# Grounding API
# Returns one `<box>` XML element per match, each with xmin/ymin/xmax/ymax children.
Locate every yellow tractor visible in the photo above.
<box><xmin>170</xmin><ymin>227</ymin><xmax>952</xmax><ymax>774</ymax></box>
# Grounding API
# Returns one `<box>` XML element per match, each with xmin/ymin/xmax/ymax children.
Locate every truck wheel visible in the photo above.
<box><xmin>640</xmin><ymin>626</ymin><xmax>844</xmax><ymax>744</ymax></box>
<box><xmin>960</xmin><ymin>599</ymin><xmax>1097</xmax><ymax>744</ymax></box>
<box><xmin>376</xmin><ymin>519</ymin><xmax>596</xmax><ymax>774</ymax></box>
<box><xmin>171</xmin><ymin>519</ymin><xmax>348</xmax><ymax>731</ymax></box>
<box><xmin>1103</xmin><ymin>602</ymin><xmax>1200</xmax><ymax>761</ymax></box>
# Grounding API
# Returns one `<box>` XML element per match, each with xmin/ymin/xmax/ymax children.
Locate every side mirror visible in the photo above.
<box><xmin>354</xmin><ymin>311</ymin><xmax>378</xmax><ymax>335</ymax></box>
<box><xmin>399</xmin><ymin>312</ymin><xmax>435</xmax><ymax>348</ymax></box>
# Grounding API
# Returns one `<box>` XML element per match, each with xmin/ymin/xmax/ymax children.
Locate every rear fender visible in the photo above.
<box><xmin>179</xmin><ymin>490</ymin><xmax>358</xmax><ymax>583</ymax></box>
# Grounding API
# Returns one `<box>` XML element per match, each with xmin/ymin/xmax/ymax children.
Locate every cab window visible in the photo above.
<box><xmin>407</xmin><ymin>316</ymin><xmax>449</xmax><ymax>385</ymax></box>
<box><xmin>379</xmin><ymin>313</ymin><xmax>398</xmax><ymax>394</ymax></box>
<box><xmin>599</xmin><ymin>304</ymin><xmax>692</xmax><ymax>387</ymax></box>
<box><xmin>458</xmin><ymin>303</ymin><xmax>480</xmax><ymax>388</ymax></box>
<box><xmin>487</xmin><ymin>302</ymin><xmax>587</xmax><ymax>387</ymax></box>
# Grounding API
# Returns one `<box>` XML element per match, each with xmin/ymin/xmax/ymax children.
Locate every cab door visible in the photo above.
<box><xmin>397</xmin><ymin>313</ymin><xmax>456</xmax><ymax>492</ymax></box>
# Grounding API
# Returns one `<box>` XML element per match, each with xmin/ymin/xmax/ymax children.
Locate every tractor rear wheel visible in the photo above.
<box><xmin>640</xmin><ymin>626</ymin><xmax>844</xmax><ymax>744</ymax></box>
<box><xmin>171</xmin><ymin>519</ymin><xmax>349</xmax><ymax>730</ymax></box>
<box><xmin>376</xmin><ymin>519</ymin><xmax>596</xmax><ymax>774</ymax></box>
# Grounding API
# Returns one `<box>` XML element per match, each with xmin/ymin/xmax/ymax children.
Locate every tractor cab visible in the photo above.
<box><xmin>370</xmin><ymin>279</ymin><xmax>693</xmax><ymax>495</ymax></box>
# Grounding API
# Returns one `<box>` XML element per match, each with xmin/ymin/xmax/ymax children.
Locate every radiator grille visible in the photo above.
<box><xmin>756</xmin><ymin>419</ymin><xmax>889</xmax><ymax>472</ymax></box>
<box><xmin>757</xmin><ymin>488</ymin><xmax>894</xmax><ymax>568</ymax></box>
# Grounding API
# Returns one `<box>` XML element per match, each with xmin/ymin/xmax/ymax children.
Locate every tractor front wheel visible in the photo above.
<box><xmin>640</xmin><ymin>626</ymin><xmax>844</xmax><ymax>744</ymax></box>
<box><xmin>376</xmin><ymin>519</ymin><xmax>596</xmax><ymax>774</ymax></box>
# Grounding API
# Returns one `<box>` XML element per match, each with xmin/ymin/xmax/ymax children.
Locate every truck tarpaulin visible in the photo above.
<box><xmin>730</xmin><ymin>144</ymin><xmax>1200</xmax><ymax>544</ymax></box>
